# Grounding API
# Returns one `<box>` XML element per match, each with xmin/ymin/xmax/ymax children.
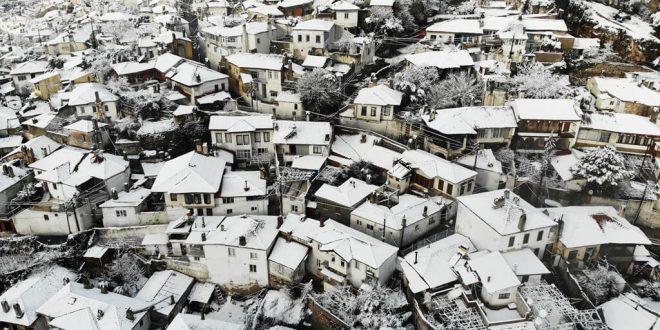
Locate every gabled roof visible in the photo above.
<box><xmin>279</xmin><ymin>0</ymin><xmax>313</xmax><ymax>8</ymax></box>
<box><xmin>64</xmin><ymin>119</ymin><xmax>108</xmax><ymax>133</ymax></box>
<box><xmin>3</xmin><ymin>135</ymin><xmax>61</xmax><ymax>161</ymax></box>
<box><xmin>209</xmin><ymin>114</ymin><xmax>273</xmax><ymax>132</ymax></box>
<box><xmin>226</xmin><ymin>53</ymin><xmax>285</xmax><ymax>71</ymax></box>
<box><xmin>315</xmin><ymin>178</ymin><xmax>378</xmax><ymax>207</ymax></box>
<box><xmin>136</xmin><ymin>270</ymin><xmax>194</xmax><ymax>317</ymax></box>
<box><xmin>427</xmin><ymin>19</ymin><xmax>483</xmax><ymax>34</ymax></box>
<box><xmin>469</xmin><ymin>251</ymin><xmax>521</xmax><ymax>293</ymax></box>
<box><xmin>167</xmin><ymin>313</ymin><xmax>243</xmax><ymax>330</ymax></box>
<box><xmin>273</xmin><ymin>120</ymin><xmax>332</xmax><ymax>146</ymax></box>
<box><xmin>184</xmin><ymin>215</ymin><xmax>279</xmax><ymax>250</ymax></box>
<box><xmin>248</xmin><ymin>5</ymin><xmax>285</xmax><ymax>16</ymax></box>
<box><xmin>397</xmin><ymin>149</ymin><xmax>477</xmax><ymax>184</ymax></box>
<box><xmin>9</xmin><ymin>61</ymin><xmax>49</xmax><ymax>75</ymax></box>
<box><xmin>581</xmin><ymin>112</ymin><xmax>660</xmax><ymax>136</ymax></box>
<box><xmin>422</xmin><ymin>106</ymin><xmax>517</xmax><ymax>135</ymax></box>
<box><xmin>166</xmin><ymin>61</ymin><xmax>228</xmax><ymax>87</ymax></box>
<box><xmin>591</xmin><ymin>77</ymin><xmax>660</xmax><ymax>107</ymax></box>
<box><xmin>331</xmin><ymin>1</ymin><xmax>359</xmax><ymax>10</ymax></box>
<box><xmin>405</xmin><ymin>50</ymin><xmax>474</xmax><ymax>69</ymax></box>
<box><xmin>522</xmin><ymin>18</ymin><xmax>568</xmax><ymax>32</ymax></box>
<box><xmin>501</xmin><ymin>248</ymin><xmax>550</xmax><ymax>276</ymax></box>
<box><xmin>352</xmin><ymin>194</ymin><xmax>449</xmax><ymax>229</ymax></box>
<box><xmin>293</xmin><ymin>19</ymin><xmax>335</xmax><ymax>31</ymax></box>
<box><xmin>510</xmin><ymin>99</ymin><xmax>581</xmax><ymax>121</ymax></box>
<box><xmin>353</xmin><ymin>84</ymin><xmax>403</xmax><ymax>106</ymax></box>
<box><xmin>546</xmin><ymin>206</ymin><xmax>651</xmax><ymax>248</ymax></box>
<box><xmin>220</xmin><ymin>170</ymin><xmax>267</xmax><ymax>197</ymax></box>
<box><xmin>29</xmin><ymin>146</ymin><xmax>86</xmax><ymax>172</ymax></box>
<box><xmin>112</xmin><ymin>61</ymin><xmax>155</xmax><ymax>76</ymax></box>
<box><xmin>151</xmin><ymin>151</ymin><xmax>226</xmax><ymax>194</ymax></box>
<box><xmin>67</xmin><ymin>83</ymin><xmax>118</xmax><ymax>106</ymax></box>
<box><xmin>99</xmin><ymin>187</ymin><xmax>151</xmax><ymax>208</ymax></box>
<box><xmin>268</xmin><ymin>237</ymin><xmax>309</xmax><ymax>269</ymax></box>
<box><xmin>457</xmin><ymin>189</ymin><xmax>557</xmax><ymax>235</ymax></box>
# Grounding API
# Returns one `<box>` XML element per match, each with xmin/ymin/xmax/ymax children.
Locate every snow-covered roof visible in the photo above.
<box><xmin>546</xmin><ymin>206</ymin><xmax>651</xmax><ymax>248</ymax></box>
<box><xmin>37</xmin><ymin>152</ymin><xmax>129</xmax><ymax>187</ymax></box>
<box><xmin>599</xmin><ymin>295</ymin><xmax>658</xmax><ymax>330</ymax></box>
<box><xmin>187</xmin><ymin>282</ymin><xmax>215</xmax><ymax>304</ymax></box>
<box><xmin>248</xmin><ymin>5</ymin><xmax>285</xmax><ymax>16</ymax></box>
<box><xmin>291</xmin><ymin>155</ymin><xmax>327</xmax><ymax>171</ymax></box>
<box><xmin>112</xmin><ymin>61</ymin><xmax>155</xmax><ymax>76</ymax></box>
<box><xmin>209</xmin><ymin>114</ymin><xmax>273</xmax><ymax>132</ymax></box>
<box><xmin>9</xmin><ymin>60</ymin><xmax>49</xmax><ymax>75</ymax></box>
<box><xmin>203</xmin><ymin>21</ymin><xmax>273</xmax><ymax>37</ymax></box>
<box><xmin>136</xmin><ymin>270</ymin><xmax>194</xmax><ymax>317</ymax></box>
<box><xmin>510</xmin><ymin>99</ymin><xmax>581</xmax><ymax>121</ymax></box>
<box><xmin>166</xmin><ymin>61</ymin><xmax>227</xmax><ymax>87</ymax></box>
<box><xmin>153</xmin><ymin>53</ymin><xmax>185</xmax><ymax>73</ymax></box>
<box><xmin>0</xmin><ymin>266</ymin><xmax>74</xmax><ymax>327</ymax></box>
<box><xmin>29</xmin><ymin>146</ymin><xmax>86</xmax><ymax>172</ymax></box>
<box><xmin>423</xmin><ymin>106</ymin><xmax>517</xmax><ymax>135</ymax></box>
<box><xmin>501</xmin><ymin>248</ymin><xmax>550</xmax><ymax>276</ymax></box>
<box><xmin>279</xmin><ymin>0</ymin><xmax>313</xmax><ymax>8</ymax></box>
<box><xmin>3</xmin><ymin>135</ymin><xmax>61</xmax><ymax>161</ymax></box>
<box><xmin>573</xmin><ymin>38</ymin><xmax>600</xmax><ymax>50</ymax></box>
<box><xmin>582</xmin><ymin>112</ymin><xmax>660</xmax><ymax>136</ymax></box>
<box><xmin>226</xmin><ymin>53</ymin><xmax>285</xmax><ymax>71</ymax></box>
<box><xmin>83</xmin><ymin>246</ymin><xmax>109</xmax><ymax>259</ymax></box>
<box><xmin>401</xmin><ymin>234</ymin><xmax>476</xmax><ymax>293</ymax></box>
<box><xmin>185</xmin><ymin>215</ymin><xmax>279</xmax><ymax>250</ymax></box>
<box><xmin>591</xmin><ymin>77</ymin><xmax>660</xmax><ymax>107</ymax></box>
<box><xmin>370</xmin><ymin>0</ymin><xmax>394</xmax><ymax>6</ymax></box>
<box><xmin>404</xmin><ymin>50</ymin><xmax>474</xmax><ymax>69</ymax></box>
<box><xmin>99</xmin><ymin>187</ymin><xmax>151</xmax><ymax>208</ymax></box>
<box><xmin>273</xmin><ymin>120</ymin><xmax>332</xmax><ymax>146</ymax></box>
<box><xmin>427</xmin><ymin>19</ymin><xmax>483</xmax><ymax>34</ymax></box>
<box><xmin>331</xmin><ymin>1</ymin><xmax>359</xmax><ymax>10</ymax></box>
<box><xmin>397</xmin><ymin>149</ymin><xmax>477</xmax><ymax>184</ymax></box>
<box><xmin>64</xmin><ymin>119</ymin><xmax>108</xmax><ymax>133</ymax></box>
<box><xmin>457</xmin><ymin>189</ymin><xmax>557</xmax><ymax>235</ymax></box>
<box><xmin>550</xmin><ymin>149</ymin><xmax>584</xmax><ymax>181</ymax></box>
<box><xmin>482</xmin><ymin>16</ymin><xmax>516</xmax><ymax>31</ymax></box>
<box><xmin>469</xmin><ymin>251</ymin><xmax>521</xmax><ymax>293</ymax></box>
<box><xmin>46</xmin><ymin>27</ymin><xmax>93</xmax><ymax>45</ymax></box>
<box><xmin>0</xmin><ymin>135</ymin><xmax>23</xmax><ymax>149</ymax></box>
<box><xmin>268</xmin><ymin>237</ymin><xmax>308</xmax><ymax>269</ymax></box>
<box><xmin>98</xmin><ymin>12</ymin><xmax>137</xmax><ymax>21</ymax></box>
<box><xmin>302</xmin><ymin>55</ymin><xmax>330</xmax><ymax>68</ymax></box>
<box><xmin>152</xmin><ymin>151</ymin><xmax>226</xmax><ymax>194</ymax></box>
<box><xmin>331</xmin><ymin>134</ymin><xmax>403</xmax><ymax>171</ymax></box>
<box><xmin>353</xmin><ymin>84</ymin><xmax>403</xmax><ymax>106</ymax></box>
<box><xmin>293</xmin><ymin>19</ymin><xmax>335</xmax><ymax>31</ymax></box>
<box><xmin>167</xmin><ymin>313</ymin><xmax>243</xmax><ymax>330</ymax></box>
<box><xmin>37</xmin><ymin>282</ymin><xmax>151</xmax><ymax>330</ymax></box>
<box><xmin>275</xmin><ymin>91</ymin><xmax>301</xmax><ymax>103</ymax></box>
<box><xmin>136</xmin><ymin>119</ymin><xmax>176</xmax><ymax>136</ymax></box>
<box><xmin>142</xmin><ymin>233</ymin><xmax>169</xmax><ymax>245</ymax></box>
<box><xmin>172</xmin><ymin>105</ymin><xmax>196</xmax><ymax>117</ymax></box>
<box><xmin>220</xmin><ymin>171</ymin><xmax>266</xmax><ymax>197</ymax></box>
<box><xmin>315</xmin><ymin>178</ymin><xmax>378</xmax><ymax>207</ymax></box>
<box><xmin>352</xmin><ymin>194</ymin><xmax>450</xmax><ymax>230</ymax></box>
<box><xmin>67</xmin><ymin>83</ymin><xmax>118</xmax><ymax>106</ymax></box>
<box><xmin>456</xmin><ymin>149</ymin><xmax>503</xmax><ymax>174</ymax></box>
<box><xmin>522</xmin><ymin>18</ymin><xmax>568</xmax><ymax>32</ymax></box>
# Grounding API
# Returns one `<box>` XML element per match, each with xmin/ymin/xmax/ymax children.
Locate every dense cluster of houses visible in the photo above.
<box><xmin>0</xmin><ymin>0</ymin><xmax>658</xmax><ymax>328</ymax></box>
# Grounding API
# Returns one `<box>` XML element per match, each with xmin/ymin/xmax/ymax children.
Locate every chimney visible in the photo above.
<box><xmin>100</xmin><ymin>283</ymin><xmax>107</xmax><ymax>294</ymax></box>
<box><xmin>277</xmin><ymin>216</ymin><xmax>283</xmax><ymax>228</ymax></box>
<box><xmin>242</xmin><ymin>24</ymin><xmax>248</xmax><ymax>52</ymax></box>
<box><xmin>12</xmin><ymin>304</ymin><xmax>23</xmax><ymax>319</ymax></box>
<box><xmin>170</xmin><ymin>295</ymin><xmax>175</xmax><ymax>305</ymax></box>
<box><xmin>97</xmin><ymin>309</ymin><xmax>104</xmax><ymax>319</ymax></box>
<box><xmin>423</xmin><ymin>206</ymin><xmax>428</xmax><ymax>217</ymax></box>
<box><xmin>202</xmin><ymin>217</ymin><xmax>206</xmax><ymax>227</ymax></box>
<box><xmin>414</xmin><ymin>251</ymin><xmax>418</xmax><ymax>264</ymax></box>
<box><xmin>111</xmin><ymin>188</ymin><xmax>118</xmax><ymax>200</ymax></box>
<box><xmin>360</xmin><ymin>133</ymin><xmax>367</xmax><ymax>143</ymax></box>
<box><xmin>41</xmin><ymin>147</ymin><xmax>48</xmax><ymax>157</ymax></box>
<box><xmin>126</xmin><ymin>309</ymin><xmax>134</xmax><ymax>321</ymax></box>
<box><xmin>194</xmin><ymin>139</ymin><xmax>203</xmax><ymax>153</ymax></box>
<box><xmin>1</xmin><ymin>301</ymin><xmax>9</xmax><ymax>313</ymax></box>
<box><xmin>201</xmin><ymin>232</ymin><xmax>206</xmax><ymax>241</ymax></box>
<box><xmin>487</xmin><ymin>276</ymin><xmax>491</xmax><ymax>282</ymax></box>
<box><xmin>1</xmin><ymin>165</ymin><xmax>6</xmax><ymax>175</ymax></box>
<box><xmin>244</xmin><ymin>180</ymin><xmax>250</xmax><ymax>191</ymax></box>
<box><xmin>320</xmin><ymin>218</ymin><xmax>325</xmax><ymax>227</ymax></box>
<box><xmin>94</xmin><ymin>91</ymin><xmax>100</xmax><ymax>103</ymax></box>
<box><xmin>306</xmin><ymin>111</ymin><xmax>310</xmax><ymax>121</ymax></box>
<box><xmin>239</xmin><ymin>236</ymin><xmax>246</xmax><ymax>246</ymax></box>
<box><xmin>518</xmin><ymin>211</ymin><xmax>527</xmax><ymax>232</ymax></box>
<box><xmin>201</xmin><ymin>312</ymin><xmax>205</xmax><ymax>320</ymax></box>
<box><xmin>7</xmin><ymin>166</ymin><xmax>14</xmax><ymax>178</ymax></box>
<box><xmin>124</xmin><ymin>182</ymin><xmax>129</xmax><ymax>192</ymax></box>
<box><xmin>325</xmin><ymin>134</ymin><xmax>330</xmax><ymax>142</ymax></box>
<box><xmin>83</xmin><ymin>276</ymin><xmax>93</xmax><ymax>289</ymax></box>
<box><xmin>221</xmin><ymin>224</ymin><xmax>225</xmax><ymax>231</ymax></box>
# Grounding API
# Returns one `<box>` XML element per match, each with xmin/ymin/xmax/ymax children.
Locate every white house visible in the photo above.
<box><xmin>274</xmin><ymin>92</ymin><xmax>305</xmax><ymax>120</ymax></box>
<box><xmin>203</xmin><ymin>22</ymin><xmax>276</xmax><ymax>70</ymax></box>
<box><xmin>209</xmin><ymin>114</ymin><xmax>275</xmax><ymax>164</ymax></box>
<box><xmin>426</xmin><ymin>19</ymin><xmax>483</xmax><ymax>44</ymax></box>
<box><xmin>576</xmin><ymin>112</ymin><xmax>660</xmax><ymax>155</ymax></box>
<box><xmin>9</xmin><ymin>61</ymin><xmax>49</xmax><ymax>94</ymax></box>
<box><xmin>501</xmin><ymin>248</ymin><xmax>550</xmax><ymax>284</ymax></box>
<box><xmin>274</xmin><ymin>120</ymin><xmax>333</xmax><ymax>164</ymax></box>
<box><xmin>404</xmin><ymin>50</ymin><xmax>475</xmax><ymax>75</ymax></box>
<box><xmin>67</xmin><ymin>83</ymin><xmax>121</xmax><ymax>121</ymax></box>
<box><xmin>184</xmin><ymin>215</ymin><xmax>279</xmax><ymax>292</ymax></box>
<box><xmin>280</xmin><ymin>214</ymin><xmax>399</xmax><ymax>290</ymax></box>
<box><xmin>330</xmin><ymin>1</ymin><xmax>359</xmax><ymax>28</ymax></box>
<box><xmin>291</xmin><ymin>19</ymin><xmax>340</xmax><ymax>60</ymax></box>
<box><xmin>352</xmin><ymin>84</ymin><xmax>403</xmax><ymax>122</ymax></box>
<box><xmin>350</xmin><ymin>194</ymin><xmax>451</xmax><ymax>247</ymax></box>
<box><xmin>37</xmin><ymin>282</ymin><xmax>152</xmax><ymax>330</ymax></box>
<box><xmin>587</xmin><ymin>77</ymin><xmax>660</xmax><ymax>116</ymax></box>
<box><xmin>135</xmin><ymin>270</ymin><xmax>194</xmax><ymax>326</ymax></box>
<box><xmin>455</xmin><ymin>149</ymin><xmax>504</xmax><ymax>191</ymax></box>
<box><xmin>314</xmin><ymin>178</ymin><xmax>379</xmax><ymax>224</ymax></box>
<box><xmin>468</xmin><ymin>251</ymin><xmax>521</xmax><ymax>307</ymax></box>
<box><xmin>165</xmin><ymin>61</ymin><xmax>229</xmax><ymax>103</ymax></box>
<box><xmin>225</xmin><ymin>52</ymin><xmax>289</xmax><ymax>103</ymax></box>
<box><xmin>99</xmin><ymin>186</ymin><xmax>168</xmax><ymax>227</ymax></box>
<box><xmin>268</xmin><ymin>236</ymin><xmax>309</xmax><ymax>287</ymax></box>
<box><xmin>455</xmin><ymin>189</ymin><xmax>558</xmax><ymax>259</ymax></box>
<box><xmin>218</xmin><ymin>170</ymin><xmax>268</xmax><ymax>215</ymax></box>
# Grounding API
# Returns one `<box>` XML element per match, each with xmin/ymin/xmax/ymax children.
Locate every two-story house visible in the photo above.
<box><xmin>280</xmin><ymin>214</ymin><xmax>398</xmax><ymax>290</ymax></box>
<box><xmin>63</xmin><ymin>119</ymin><xmax>111</xmax><ymax>150</ymax></box>
<box><xmin>314</xmin><ymin>178</ymin><xmax>379</xmax><ymax>224</ymax></box>
<box><xmin>273</xmin><ymin>120</ymin><xmax>333</xmax><ymax>164</ymax></box>
<box><xmin>510</xmin><ymin>98</ymin><xmax>581</xmax><ymax>151</ymax></box>
<box><xmin>203</xmin><ymin>22</ymin><xmax>276</xmax><ymax>70</ymax></box>
<box><xmin>455</xmin><ymin>189</ymin><xmax>558</xmax><ymax>259</ymax></box>
<box><xmin>576</xmin><ymin>112</ymin><xmax>660</xmax><ymax>155</ymax></box>
<box><xmin>425</xmin><ymin>19</ymin><xmax>483</xmax><ymax>44</ymax></box>
<box><xmin>292</xmin><ymin>19</ymin><xmax>340</xmax><ymax>60</ymax></box>
<box><xmin>352</xmin><ymin>84</ymin><xmax>403</xmax><ymax>122</ymax></box>
<box><xmin>422</xmin><ymin>106</ymin><xmax>518</xmax><ymax>158</ymax></box>
<box><xmin>209</xmin><ymin>114</ymin><xmax>275</xmax><ymax>164</ymax></box>
<box><xmin>387</xmin><ymin>149</ymin><xmax>477</xmax><ymax>197</ymax></box>
<box><xmin>404</xmin><ymin>50</ymin><xmax>475</xmax><ymax>76</ymax></box>
<box><xmin>330</xmin><ymin>1</ymin><xmax>360</xmax><ymax>28</ymax></box>
<box><xmin>225</xmin><ymin>53</ymin><xmax>290</xmax><ymax>103</ymax></box>
<box><xmin>165</xmin><ymin>60</ymin><xmax>228</xmax><ymax>103</ymax></box>
<box><xmin>67</xmin><ymin>83</ymin><xmax>121</xmax><ymax>121</ymax></box>
<box><xmin>587</xmin><ymin>77</ymin><xmax>660</xmax><ymax>118</ymax></box>
<box><xmin>9</xmin><ymin>61</ymin><xmax>49</xmax><ymax>94</ymax></box>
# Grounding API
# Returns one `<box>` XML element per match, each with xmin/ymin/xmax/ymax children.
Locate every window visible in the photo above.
<box><xmin>251</xmin><ymin>206</ymin><xmax>258</xmax><ymax>211</ymax></box>
<box><xmin>297</xmin><ymin>35</ymin><xmax>302</xmax><ymax>42</ymax></box>
<box><xmin>44</xmin><ymin>215</ymin><xmax>49</xmax><ymax>221</ymax></box>
<box><xmin>567</xmin><ymin>250</ymin><xmax>578</xmax><ymax>261</ymax></box>
<box><xmin>249</xmin><ymin>264</ymin><xmax>257</xmax><ymax>272</ymax></box>
<box><xmin>228</xmin><ymin>248</ymin><xmax>236</xmax><ymax>256</ymax></box>
<box><xmin>254</xmin><ymin>133</ymin><xmax>261</xmax><ymax>143</ymax></box>
<box><xmin>226</xmin><ymin>209</ymin><xmax>233</xmax><ymax>214</ymax></box>
<box><xmin>383</xmin><ymin>107</ymin><xmax>390</xmax><ymax>116</ymax></box>
<box><xmin>537</xmin><ymin>231</ymin><xmax>544</xmax><ymax>241</ymax></box>
<box><xmin>498</xmin><ymin>293</ymin><xmax>510</xmax><ymax>300</ymax></box>
<box><xmin>508</xmin><ymin>236</ymin><xmax>515</xmax><ymax>247</ymax></box>
<box><xmin>446</xmin><ymin>184</ymin><xmax>453</xmax><ymax>195</ymax></box>
<box><xmin>344</xmin><ymin>12</ymin><xmax>349</xmax><ymax>19</ymax></box>
<box><xmin>115</xmin><ymin>210</ymin><xmax>127</xmax><ymax>217</ymax></box>
<box><xmin>237</xmin><ymin>150</ymin><xmax>251</xmax><ymax>159</ymax></box>
<box><xmin>294</xmin><ymin>104</ymin><xmax>298</xmax><ymax>110</ymax></box>
<box><xmin>222</xmin><ymin>197</ymin><xmax>234</xmax><ymax>204</ymax></box>
<box><xmin>256</xmin><ymin>38</ymin><xmax>260</xmax><ymax>44</ymax></box>
<box><xmin>263</xmin><ymin>132</ymin><xmax>270</xmax><ymax>142</ymax></box>
<box><xmin>370</xmin><ymin>107</ymin><xmax>376</xmax><ymax>116</ymax></box>
<box><xmin>17</xmin><ymin>76</ymin><xmax>26</xmax><ymax>81</ymax></box>
<box><xmin>460</xmin><ymin>183</ymin><xmax>466</xmax><ymax>195</ymax></box>
<box><xmin>206</xmin><ymin>208</ymin><xmax>213</xmax><ymax>216</ymax></box>
<box><xmin>361</xmin><ymin>106</ymin><xmax>367</xmax><ymax>116</ymax></box>
<box><xmin>236</xmin><ymin>134</ymin><xmax>250</xmax><ymax>145</ymax></box>
<box><xmin>51</xmin><ymin>183</ymin><xmax>57</xmax><ymax>191</ymax></box>
<box><xmin>354</xmin><ymin>261</ymin><xmax>359</xmax><ymax>269</ymax></box>
<box><xmin>467</xmin><ymin>180</ymin><xmax>473</xmax><ymax>191</ymax></box>
<box><xmin>315</xmin><ymin>35</ymin><xmax>321</xmax><ymax>43</ymax></box>
<box><xmin>225</xmin><ymin>134</ymin><xmax>232</xmax><ymax>143</ymax></box>
<box><xmin>104</xmin><ymin>105</ymin><xmax>109</xmax><ymax>112</ymax></box>
<box><xmin>313</xmin><ymin>146</ymin><xmax>322</xmax><ymax>154</ymax></box>
<box><xmin>215</xmin><ymin>133</ymin><xmax>223</xmax><ymax>143</ymax></box>
<box><xmin>306</xmin><ymin>35</ymin><xmax>310</xmax><ymax>42</ymax></box>
<box><xmin>340</xmin><ymin>261</ymin><xmax>345</xmax><ymax>267</ymax></box>
<box><xmin>521</xmin><ymin>275</ymin><xmax>529</xmax><ymax>282</ymax></box>
<box><xmin>257</xmin><ymin>148</ymin><xmax>268</xmax><ymax>154</ymax></box>
<box><xmin>250</xmin><ymin>252</ymin><xmax>258</xmax><ymax>259</ymax></box>
<box><xmin>523</xmin><ymin>233</ymin><xmax>530</xmax><ymax>244</ymax></box>
<box><xmin>292</xmin><ymin>205</ymin><xmax>299</xmax><ymax>212</ymax></box>
<box><xmin>170</xmin><ymin>193</ymin><xmax>177</xmax><ymax>201</ymax></box>
<box><xmin>366</xmin><ymin>224</ymin><xmax>374</xmax><ymax>230</ymax></box>
<box><xmin>270</xmin><ymin>91</ymin><xmax>278</xmax><ymax>97</ymax></box>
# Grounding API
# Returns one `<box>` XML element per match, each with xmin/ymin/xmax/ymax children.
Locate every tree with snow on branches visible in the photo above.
<box><xmin>570</xmin><ymin>145</ymin><xmax>634</xmax><ymax>193</ymax></box>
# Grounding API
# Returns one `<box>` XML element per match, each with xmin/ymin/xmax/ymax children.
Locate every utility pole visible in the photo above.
<box><xmin>633</xmin><ymin>142</ymin><xmax>655</xmax><ymax>224</ymax></box>
<box><xmin>537</xmin><ymin>133</ymin><xmax>556</xmax><ymax>206</ymax></box>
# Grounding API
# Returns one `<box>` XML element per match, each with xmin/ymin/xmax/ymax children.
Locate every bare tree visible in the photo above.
<box><xmin>427</xmin><ymin>72</ymin><xmax>483</xmax><ymax>108</ymax></box>
<box><xmin>105</xmin><ymin>252</ymin><xmax>144</xmax><ymax>296</ymax></box>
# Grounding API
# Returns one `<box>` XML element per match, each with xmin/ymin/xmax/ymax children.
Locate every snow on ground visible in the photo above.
<box><xmin>258</xmin><ymin>289</ymin><xmax>306</xmax><ymax>326</ymax></box>
<box><xmin>584</xmin><ymin>1</ymin><xmax>659</xmax><ymax>41</ymax></box>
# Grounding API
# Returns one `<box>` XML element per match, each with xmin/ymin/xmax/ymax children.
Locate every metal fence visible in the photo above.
<box><xmin>400</xmin><ymin>227</ymin><xmax>455</xmax><ymax>256</ymax></box>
